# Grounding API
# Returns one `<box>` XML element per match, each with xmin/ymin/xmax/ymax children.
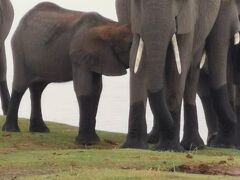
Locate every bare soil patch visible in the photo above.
<box><xmin>174</xmin><ymin>161</ymin><xmax>240</xmax><ymax>176</ymax></box>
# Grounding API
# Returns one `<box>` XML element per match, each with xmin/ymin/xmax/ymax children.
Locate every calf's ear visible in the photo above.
<box><xmin>94</xmin><ymin>24</ymin><xmax>132</xmax><ymax>42</ymax></box>
<box><xmin>70</xmin><ymin>28</ymin><xmax>127</xmax><ymax>76</ymax></box>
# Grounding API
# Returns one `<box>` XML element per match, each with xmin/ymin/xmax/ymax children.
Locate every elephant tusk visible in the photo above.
<box><xmin>200</xmin><ymin>51</ymin><xmax>207</xmax><ymax>69</ymax></box>
<box><xmin>234</xmin><ymin>32</ymin><xmax>240</xmax><ymax>45</ymax></box>
<box><xmin>134</xmin><ymin>37</ymin><xmax>144</xmax><ymax>73</ymax></box>
<box><xmin>172</xmin><ymin>34</ymin><xmax>181</xmax><ymax>74</ymax></box>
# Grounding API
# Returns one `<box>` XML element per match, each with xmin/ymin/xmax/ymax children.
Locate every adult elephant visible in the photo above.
<box><xmin>116</xmin><ymin>0</ymin><xmax>239</xmax><ymax>151</ymax></box>
<box><xmin>181</xmin><ymin>1</ymin><xmax>240</xmax><ymax>150</ymax></box>
<box><xmin>0</xmin><ymin>0</ymin><xmax>13</xmax><ymax>115</ymax></box>
<box><xmin>2</xmin><ymin>2</ymin><xmax>132</xmax><ymax>145</ymax></box>
<box><xmin>188</xmin><ymin>5</ymin><xmax>240</xmax><ymax>148</ymax></box>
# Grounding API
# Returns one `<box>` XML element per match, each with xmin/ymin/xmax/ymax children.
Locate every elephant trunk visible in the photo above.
<box><xmin>134</xmin><ymin>34</ymin><xmax>182</xmax><ymax>74</ymax></box>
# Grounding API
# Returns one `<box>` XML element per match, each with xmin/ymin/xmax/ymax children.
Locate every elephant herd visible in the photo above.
<box><xmin>0</xmin><ymin>0</ymin><xmax>240</xmax><ymax>152</ymax></box>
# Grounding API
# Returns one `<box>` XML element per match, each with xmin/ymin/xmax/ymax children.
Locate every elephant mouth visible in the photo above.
<box><xmin>134</xmin><ymin>34</ymin><xmax>182</xmax><ymax>74</ymax></box>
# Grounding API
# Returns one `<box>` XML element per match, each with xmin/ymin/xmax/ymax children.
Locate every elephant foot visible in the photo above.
<box><xmin>2</xmin><ymin>122</ymin><xmax>20</xmax><ymax>132</ymax></box>
<box><xmin>210</xmin><ymin>136</ymin><xmax>235</xmax><ymax>148</ymax></box>
<box><xmin>29</xmin><ymin>121</ymin><xmax>50</xmax><ymax>133</ymax></box>
<box><xmin>147</xmin><ymin>118</ymin><xmax>160</xmax><ymax>144</ymax></box>
<box><xmin>155</xmin><ymin>138</ymin><xmax>183</xmax><ymax>152</ymax></box>
<box><xmin>121</xmin><ymin>137</ymin><xmax>148</xmax><ymax>149</ymax></box>
<box><xmin>76</xmin><ymin>131</ymin><xmax>100</xmax><ymax>145</ymax></box>
<box><xmin>207</xmin><ymin>132</ymin><xmax>218</xmax><ymax>146</ymax></box>
<box><xmin>181</xmin><ymin>134</ymin><xmax>205</xmax><ymax>150</ymax></box>
<box><xmin>148</xmin><ymin>133</ymin><xmax>159</xmax><ymax>144</ymax></box>
<box><xmin>209</xmin><ymin>131</ymin><xmax>235</xmax><ymax>148</ymax></box>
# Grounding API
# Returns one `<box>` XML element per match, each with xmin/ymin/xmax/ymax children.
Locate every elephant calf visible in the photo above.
<box><xmin>2</xmin><ymin>2</ymin><xmax>132</xmax><ymax>145</ymax></box>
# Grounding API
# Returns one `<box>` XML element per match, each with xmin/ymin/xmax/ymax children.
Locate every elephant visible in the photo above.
<box><xmin>185</xmin><ymin>3</ymin><xmax>240</xmax><ymax>148</ymax></box>
<box><xmin>0</xmin><ymin>0</ymin><xmax>14</xmax><ymax>115</ymax></box>
<box><xmin>2</xmin><ymin>2</ymin><xmax>132</xmax><ymax>145</ymax></box>
<box><xmin>116</xmin><ymin>0</ymin><xmax>240</xmax><ymax>151</ymax></box>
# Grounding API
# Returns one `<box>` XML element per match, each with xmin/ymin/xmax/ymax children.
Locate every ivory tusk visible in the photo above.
<box><xmin>234</xmin><ymin>32</ymin><xmax>240</xmax><ymax>45</ymax></box>
<box><xmin>172</xmin><ymin>34</ymin><xmax>181</xmax><ymax>74</ymax></box>
<box><xmin>134</xmin><ymin>37</ymin><xmax>144</xmax><ymax>73</ymax></box>
<box><xmin>200</xmin><ymin>51</ymin><xmax>207</xmax><ymax>69</ymax></box>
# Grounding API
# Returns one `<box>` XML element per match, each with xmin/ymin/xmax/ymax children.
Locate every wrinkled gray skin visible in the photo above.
<box><xmin>0</xmin><ymin>0</ymin><xmax>13</xmax><ymax>115</ymax></box>
<box><xmin>2</xmin><ymin>2</ymin><xmax>132</xmax><ymax>145</ymax></box>
<box><xmin>116</xmin><ymin>0</ymin><xmax>240</xmax><ymax>151</ymax></box>
<box><xmin>195</xmin><ymin>3</ymin><xmax>240</xmax><ymax>148</ymax></box>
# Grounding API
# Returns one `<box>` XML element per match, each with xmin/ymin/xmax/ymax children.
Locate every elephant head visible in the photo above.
<box><xmin>70</xmin><ymin>14</ymin><xmax>132</xmax><ymax>76</ymax></box>
<box><xmin>130</xmin><ymin>0</ymin><xmax>198</xmax><ymax>77</ymax></box>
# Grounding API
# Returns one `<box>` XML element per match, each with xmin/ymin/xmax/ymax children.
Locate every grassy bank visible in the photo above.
<box><xmin>0</xmin><ymin>116</ymin><xmax>240</xmax><ymax>179</ymax></box>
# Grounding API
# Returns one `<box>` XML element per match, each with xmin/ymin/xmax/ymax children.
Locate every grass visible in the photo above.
<box><xmin>0</xmin><ymin>116</ymin><xmax>240</xmax><ymax>179</ymax></box>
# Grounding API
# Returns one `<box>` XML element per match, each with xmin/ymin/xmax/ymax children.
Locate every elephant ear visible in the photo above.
<box><xmin>70</xmin><ymin>25</ymin><xmax>128</xmax><ymax>76</ymax></box>
<box><xmin>176</xmin><ymin>0</ymin><xmax>196</xmax><ymax>34</ymax></box>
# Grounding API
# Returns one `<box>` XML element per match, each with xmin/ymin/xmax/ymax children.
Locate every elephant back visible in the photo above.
<box><xmin>19</xmin><ymin>2</ymin><xmax>83</xmax><ymax>46</ymax></box>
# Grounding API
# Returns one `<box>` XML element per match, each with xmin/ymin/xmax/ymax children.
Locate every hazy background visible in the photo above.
<box><xmin>4</xmin><ymin>0</ymin><xmax>208</xmax><ymax>142</ymax></box>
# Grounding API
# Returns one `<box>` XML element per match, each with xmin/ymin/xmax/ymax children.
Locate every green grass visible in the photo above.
<box><xmin>0</xmin><ymin>116</ymin><xmax>240</xmax><ymax>179</ymax></box>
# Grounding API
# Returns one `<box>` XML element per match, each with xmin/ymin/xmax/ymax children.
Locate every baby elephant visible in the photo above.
<box><xmin>2</xmin><ymin>2</ymin><xmax>132</xmax><ymax>145</ymax></box>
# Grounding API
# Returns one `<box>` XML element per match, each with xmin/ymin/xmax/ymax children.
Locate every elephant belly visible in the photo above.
<box><xmin>23</xmin><ymin>35</ymin><xmax>73</xmax><ymax>82</ymax></box>
<box><xmin>26</xmin><ymin>57</ymin><xmax>73</xmax><ymax>83</ymax></box>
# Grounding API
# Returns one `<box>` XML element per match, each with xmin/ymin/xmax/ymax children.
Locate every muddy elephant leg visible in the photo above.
<box><xmin>207</xmin><ymin>39</ymin><xmax>237</xmax><ymax>148</ymax></box>
<box><xmin>148</xmin><ymin>88</ymin><xmax>180</xmax><ymax>151</ymax></box>
<box><xmin>198</xmin><ymin>70</ymin><xmax>219</xmax><ymax>146</ymax></box>
<box><xmin>236</xmin><ymin>85</ymin><xmax>240</xmax><ymax>147</ymax></box>
<box><xmin>153</xmin><ymin>33</ymin><xmax>194</xmax><ymax>151</ymax></box>
<box><xmin>181</xmin><ymin>66</ymin><xmax>204</xmax><ymax>150</ymax></box>
<box><xmin>0</xmin><ymin>45</ymin><xmax>10</xmax><ymax>115</ymax></box>
<box><xmin>148</xmin><ymin>118</ymin><xmax>160</xmax><ymax>144</ymax></box>
<box><xmin>2</xmin><ymin>89</ymin><xmax>26</xmax><ymax>132</ymax></box>
<box><xmin>122</xmin><ymin>70</ymin><xmax>148</xmax><ymax>149</ymax></box>
<box><xmin>73</xmin><ymin>69</ymin><xmax>102</xmax><ymax>145</ymax></box>
<box><xmin>29</xmin><ymin>82</ymin><xmax>49</xmax><ymax>133</ymax></box>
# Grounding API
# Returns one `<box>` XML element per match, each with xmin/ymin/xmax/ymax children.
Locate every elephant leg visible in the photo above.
<box><xmin>0</xmin><ymin>45</ymin><xmax>10</xmax><ymax>115</ymax></box>
<box><xmin>2</xmin><ymin>90</ymin><xmax>26</xmax><ymax>132</ymax></box>
<box><xmin>147</xmin><ymin>118</ymin><xmax>160</xmax><ymax>144</ymax></box>
<box><xmin>73</xmin><ymin>69</ymin><xmax>102</xmax><ymax>145</ymax></box>
<box><xmin>231</xmin><ymin>42</ymin><xmax>240</xmax><ymax>147</ymax></box>
<box><xmin>29</xmin><ymin>82</ymin><xmax>49</xmax><ymax>133</ymax></box>
<box><xmin>181</xmin><ymin>66</ymin><xmax>204</xmax><ymax>150</ymax></box>
<box><xmin>207</xmin><ymin>41</ymin><xmax>236</xmax><ymax>148</ymax></box>
<box><xmin>148</xmin><ymin>88</ymin><xmax>180</xmax><ymax>151</ymax></box>
<box><xmin>236</xmin><ymin>85</ymin><xmax>240</xmax><ymax>147</ymax></box>
<box><xmin>122</xmin><ymin>70</ymin><xmax>148</xmax><ymax>149</ymax></box>
<box><xmin>198</xmin><ymin>70</ymin><xmax>219</xmax><ymax>146</ymax></box>
<box><xmin>153</xmin><ymin>33</ymin><xmax>194</xmax><ymax>151</ymax></box>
